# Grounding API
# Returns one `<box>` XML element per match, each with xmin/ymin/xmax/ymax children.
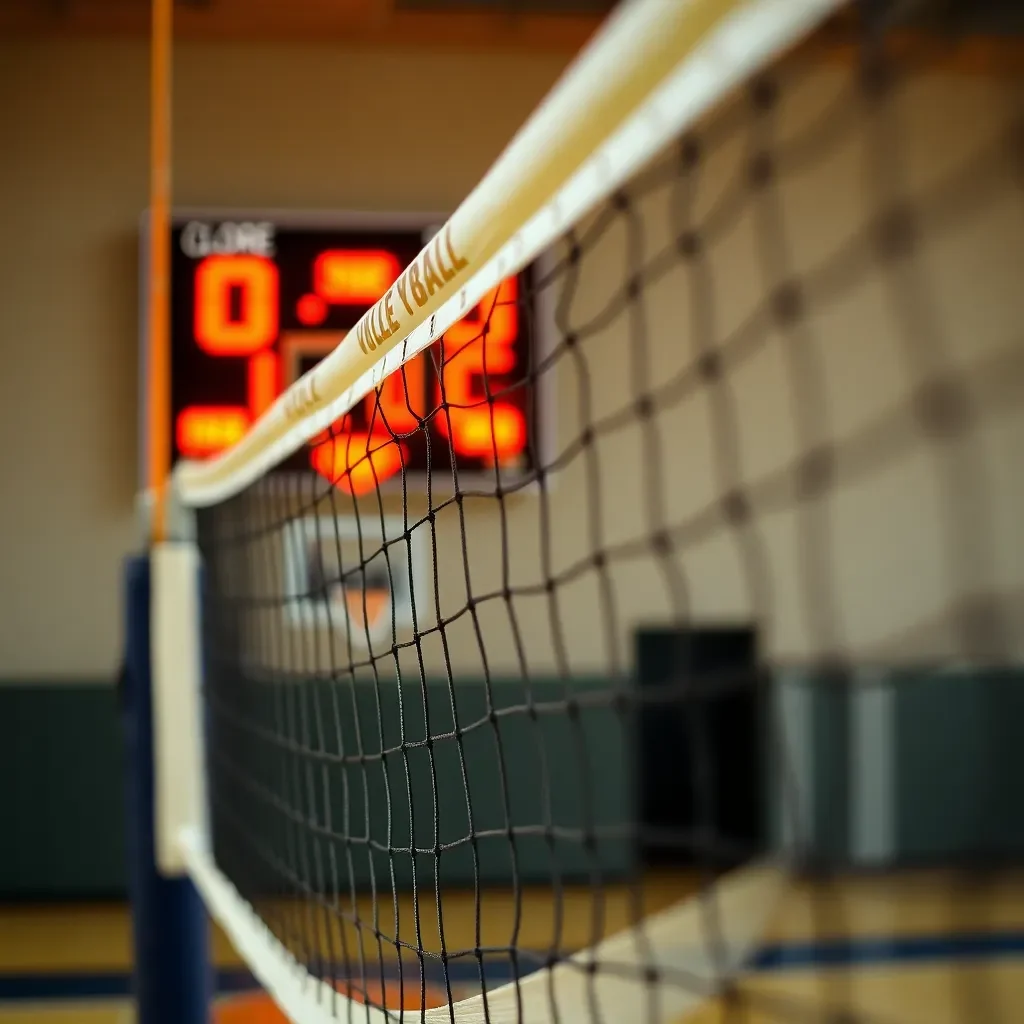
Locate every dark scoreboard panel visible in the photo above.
<box><xmin>158</xmin><ymin>213</ymin><xmax>539</xmax><ymax>494</ymax></box>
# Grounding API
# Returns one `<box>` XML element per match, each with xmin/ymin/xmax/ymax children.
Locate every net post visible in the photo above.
<box><xmin>122</xmin><ymin>550</ymin><xmax>211</xmax><ymax>1024</ymax></box>
<box><xmin>151</xmin><ymin>537</ymin><xmax>207</xmax><ymax>876</ymax></box>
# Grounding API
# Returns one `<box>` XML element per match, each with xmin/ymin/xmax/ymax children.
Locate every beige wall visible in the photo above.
<box><xmin>2</xmin><ymin>38</ymin><xmax>1022</xmax><ymax>682</ymax></box>
<box><xmin>236</xmin><ymin>62</ymin><xmax>1024</xmax><ymax>683</ymax></box>
<box><xmin>396</xmin><ymin>63</ymin><xmax>1024</xmax><ymax>676</ymax></box>
<box><xmin>0</xmin><ymin>36</ymin><xmax>571</xmax><ymax>678</ymax></box>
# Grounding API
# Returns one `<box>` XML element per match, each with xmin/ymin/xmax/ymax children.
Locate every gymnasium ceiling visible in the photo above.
<box><xmin>2</xmin><ymin>0</ymin><xmax>1019</xmax><ymax>51</ymax></box>
<box><xmin>0</xmin><ymin>0</ymin><xmax>617</xmax><ymax>48</ymax></box>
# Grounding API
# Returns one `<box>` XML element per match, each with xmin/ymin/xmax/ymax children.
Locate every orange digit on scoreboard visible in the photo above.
<box><xmin>374</xmin><ymin>357</ymin><xmax>425</xmax><ymax>435</ymax></box>
<box><xmin>194</xmin><ymin>254</ymin><xmax>279</xmax><ymax>356</ymax></box>
<box><xmin>314</xmin><ymin>250</ymin><xmax>400</xmax><ymax>305</ymax></box>
<box><xmin>176</xmin><ymin>406</ymin><xmax>250</xmax><ymax>459</ymax></box>
<box><xmin>437</xmin><ymin>277</ymin><xmax>526</xmax><ymax>460</ymax></box>
<box><xmin>181</xmin><ymin>254</ymin><xmax>281</xmax><ymax>459</ymax></box>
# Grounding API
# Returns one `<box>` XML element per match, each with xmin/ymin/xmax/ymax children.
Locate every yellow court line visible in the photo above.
<box><xmin>3</xmin><ymin>871</ymin><xmax>1024</xmax><ymax>974</ymax></box>
<box><xmin>3</xmin><ymin>963</ymin><xmax>1024</xmax><ymax>1024</ymax></box>
<box><xmin>767</xmin><ymin>869</ymin><xmax>1024</xmax><ymax>943</ymax></box>
<box><xmin>0</xmin><ymin>1007</ymin><xmax>129</xmax><ymax>1024</ymax></box>
<box><xmin>0</xmin><ymin>904</ymin><xmax>242</xmax><ymax>974</ymax></box>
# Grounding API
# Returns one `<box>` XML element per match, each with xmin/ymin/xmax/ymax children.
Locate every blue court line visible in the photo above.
<box><xmin>0</xmin><ymin>970</ymin><xmax>256</xmax><ymax>1003</ymax></box>
<box><xmin>753</xmin><ymin>931</ymin><xmax>1024</xmax><ymax>969</ymax></box>
<box><xmin>2</xmin><ymin>931</ymin><xmax>1024</xmax><ymax>1002</ymax></box>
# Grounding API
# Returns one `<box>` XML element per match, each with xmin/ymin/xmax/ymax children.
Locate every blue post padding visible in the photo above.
<box><xmin>122</xmin><ymin>554</ymin><xmax>211</xmax><ymax>1024</ymax></box>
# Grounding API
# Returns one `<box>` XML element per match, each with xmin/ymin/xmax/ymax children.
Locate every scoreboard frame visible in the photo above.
<box><xmin>138</xmin><ymin>207</ymin><xmax>558</xmax><ymax>500</ymax></box>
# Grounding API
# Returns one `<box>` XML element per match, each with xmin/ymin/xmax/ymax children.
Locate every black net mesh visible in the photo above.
<box><xmin>195</xmin><ymin>7</ymin><xmax>1023</xmax><ymax>1022</ymax></box>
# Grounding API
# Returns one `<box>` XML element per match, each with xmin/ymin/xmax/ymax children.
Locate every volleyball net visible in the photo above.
<box><xmin>131</xmin><ymin>0</ymin><xmax>1024</xmax><ymax>1021</ymax></box>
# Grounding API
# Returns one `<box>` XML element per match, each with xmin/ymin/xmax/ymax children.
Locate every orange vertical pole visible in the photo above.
<box><xmin>147</xmin><ymin>0</ymin><xmax>173</xmax><ymax>541</ymax></box>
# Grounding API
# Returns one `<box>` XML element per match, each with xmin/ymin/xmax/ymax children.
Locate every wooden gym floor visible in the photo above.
<box><xmin>2</xmin><ymin>869</ymin><xmax>1024</xmax><ymax>1023</ymax></box>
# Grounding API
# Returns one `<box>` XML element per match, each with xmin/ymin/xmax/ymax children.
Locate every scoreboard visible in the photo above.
<box><xmin>141</xmin><ymin>212</ymin><xmax>544</xmax><ymax>495</ymax></box>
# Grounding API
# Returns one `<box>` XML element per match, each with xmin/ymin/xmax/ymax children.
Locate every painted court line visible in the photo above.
<box><xmin>2</xmin><ymin>931</ymin><xmax>1024</xmax><ymax>1003</ymax></box>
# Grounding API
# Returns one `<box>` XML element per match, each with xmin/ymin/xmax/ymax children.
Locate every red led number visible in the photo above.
<box><xmin>176</xmin><ymin>406</ymin><xmax>249</xmax><ymax>459</ymax></box>
<box><xmin>179</xmin><ymin>249</ymin><xmax>527</xmax><ymax>480</ymax></box>
<box><xmin>194</xmin><ymin>255</ymin><xmax>279</xmax><ymax>356</ymax></box>
<box><xmin>309</xmin><ymin>356</ymin><xmax>426</xmax><ymax>495</ymax></box>
<box><xmin>180</xmin><ymin>255</ymin><xmax>281</xmax><ymax>459</ymax></box>
<box><xmin>437</xmin><ymin>277</ymin><xmax>525</xmax><ymax>460</ymax></box>
<box><xmin>316</xmin><ymin>277</ymin><xmax>524</xmax><ymax>492</ymax></box>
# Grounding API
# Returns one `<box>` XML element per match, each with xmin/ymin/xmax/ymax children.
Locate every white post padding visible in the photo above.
<box><xmin>151</xmin><ymin>542</ymin><xmax>207</xmax><ymax>876</ymax></box>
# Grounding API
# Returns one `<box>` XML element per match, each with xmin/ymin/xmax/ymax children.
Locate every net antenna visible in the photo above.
<box><xmin>145</xmin><ymin>0</ymin><xmax>173</xmax><ymax>540</ymax></box>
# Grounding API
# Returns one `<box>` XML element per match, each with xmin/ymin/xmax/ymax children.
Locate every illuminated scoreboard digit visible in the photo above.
<box><xmin>147</xmin><ymin>212</ymin><xmax>543</xmax><ymax>495</ymax></box>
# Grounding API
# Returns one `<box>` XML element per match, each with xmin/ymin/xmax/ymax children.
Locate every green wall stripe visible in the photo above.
<box><xmin>849</xmin><ymin>672</ymin><xmax>896</xmax><ymax>865</ymax></box>
<box><xmin>0</xmin><ymin>685</ymin><xmax>126</xmax><ymax>899</ymax></box>
<box><xmin>896</xmin><ymin>668</ymin><xmax>1024</xmax><ymax>860</ymax></box>
<box><xmin>811</xmin><ymin>675</ymin><xmax>850</xmax><ymax>863</ymax></box>
<box><xmin>4</xmin><ymin>669</ymin><xmax>1024</xmax><ymax>897</ymax></box>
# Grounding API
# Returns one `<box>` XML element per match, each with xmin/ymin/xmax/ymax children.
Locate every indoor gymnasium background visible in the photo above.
<box><xmin>1</xmin><ymin>1</ymin><xmax>1023</xmax><ymax>1023</ymax></box>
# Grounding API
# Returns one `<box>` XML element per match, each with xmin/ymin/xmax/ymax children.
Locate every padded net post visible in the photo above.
<box><xmin>122</xmin><ymin>554</ymin><xmax>212</xmax><ymax>1024</ymax></box>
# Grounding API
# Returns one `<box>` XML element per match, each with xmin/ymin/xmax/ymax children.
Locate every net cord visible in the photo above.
<box><xmin>171</xmin><ymin>0</ymin><xmax>843</xmax><ymax>509</ymax></box>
